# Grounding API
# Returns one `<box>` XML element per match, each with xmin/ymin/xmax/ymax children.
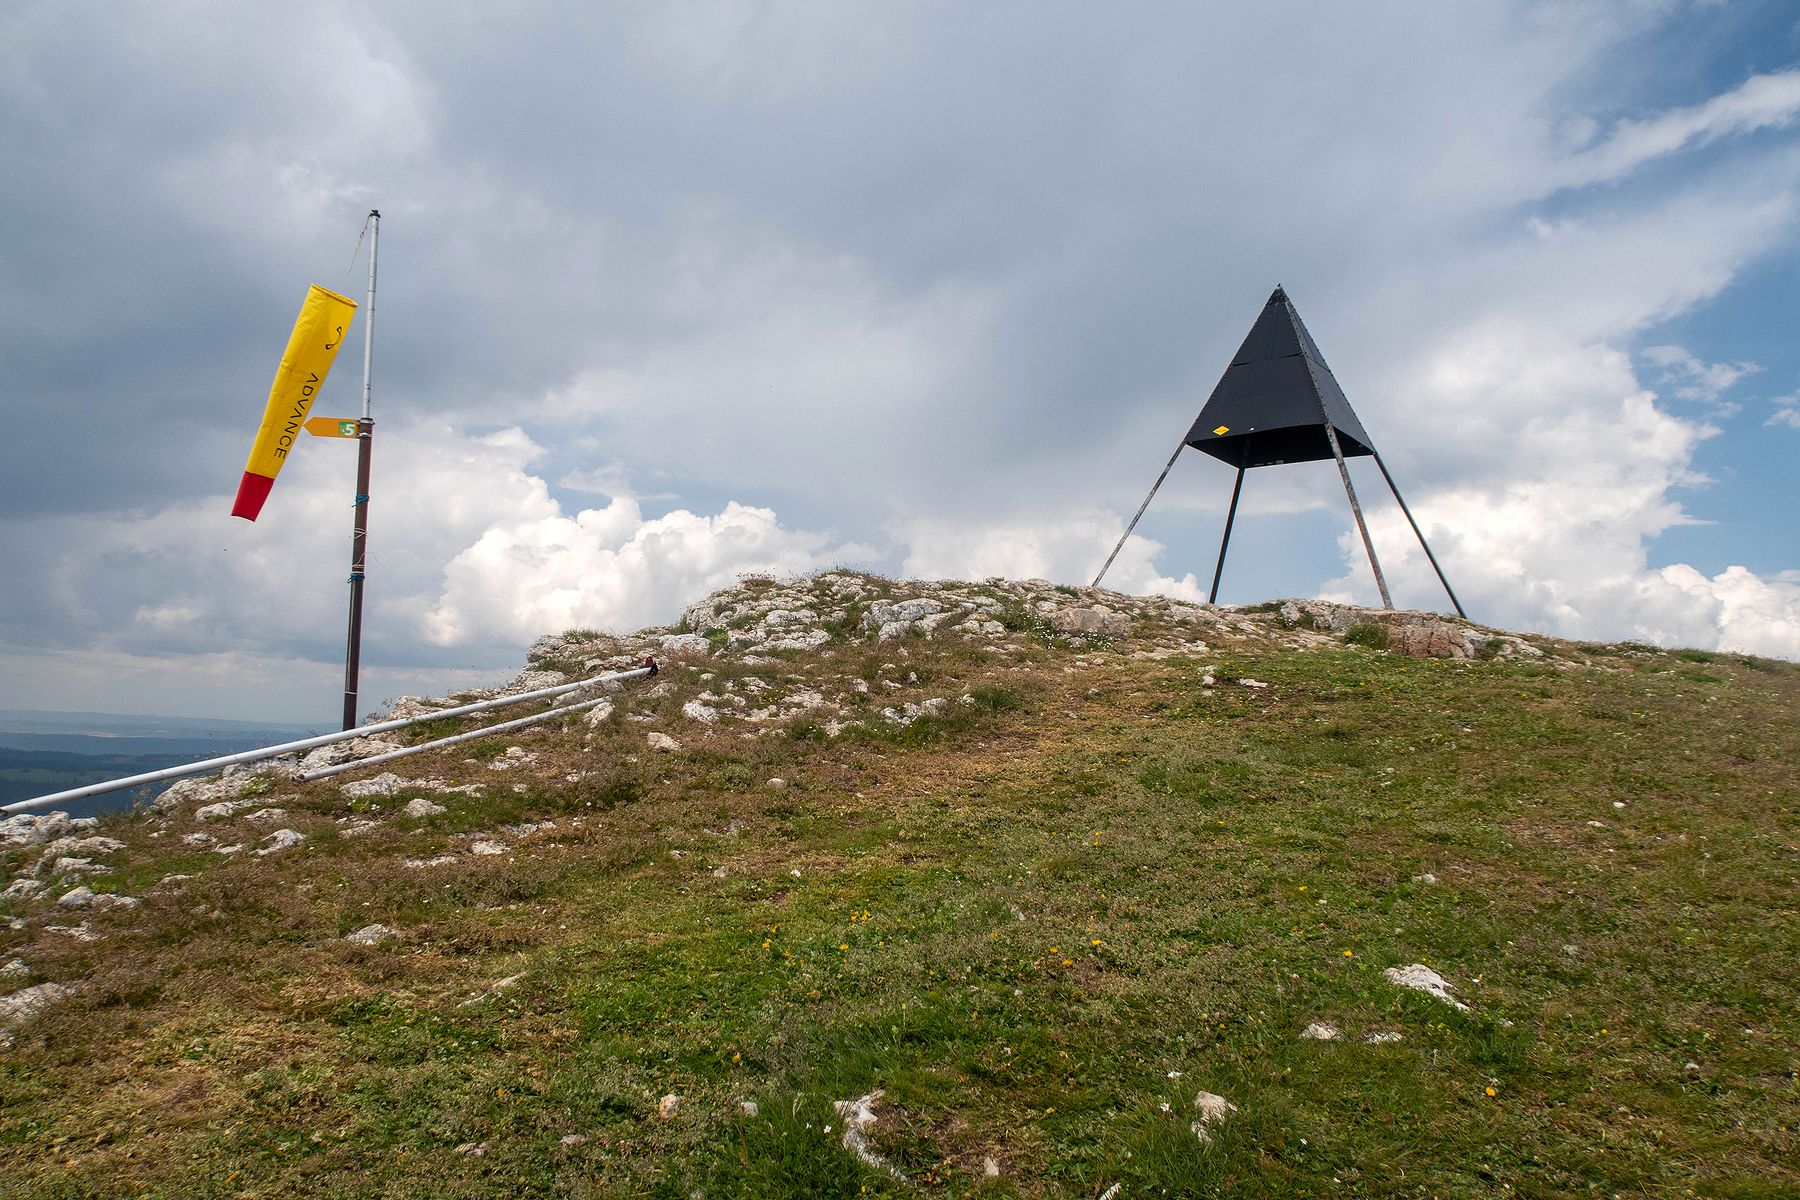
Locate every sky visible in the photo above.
<box><xmin>2</xmin><ymin>0</ymin><xmax>1798</xmax><ymax>725</ymax></box>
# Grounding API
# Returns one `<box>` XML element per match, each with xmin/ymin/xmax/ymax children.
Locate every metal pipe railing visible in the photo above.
<box><xmin>295</xmin><ymin>694</ymin><xmax>613</xmax><ymax>782</ymax></box>
<box><xmin>2</xmin><ymin>660</ymin><xmax>656</xmax><ymax>815</ymax></box>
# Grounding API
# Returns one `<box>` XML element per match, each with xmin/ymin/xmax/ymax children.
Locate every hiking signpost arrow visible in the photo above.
<box><xmin>304</xmin><ymin>416</ymin><xmax>361</xmax><ymax>438</ymax></box>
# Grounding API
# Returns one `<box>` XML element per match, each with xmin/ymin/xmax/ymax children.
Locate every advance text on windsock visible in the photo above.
<box><xmin>230</xmin><ymin>284</ymin><xmax>358</xmax><ymax>521</ymax></box>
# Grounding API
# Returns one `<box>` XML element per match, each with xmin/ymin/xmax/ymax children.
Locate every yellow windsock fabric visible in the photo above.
<box><xmin>231</xmin><ymin>284</ymin><xmax>358</xmax><ymax>520</ymax></box>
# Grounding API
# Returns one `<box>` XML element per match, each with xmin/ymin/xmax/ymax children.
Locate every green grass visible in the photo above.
<box><xmin>0</xmin><ymin>629</ymin><xmax>1794</xmax><ymax>1198</ymax></box>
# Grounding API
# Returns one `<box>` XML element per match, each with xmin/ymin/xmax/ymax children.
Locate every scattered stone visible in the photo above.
<box><xmin>0</xmin><ymin>812</ymin><xmax>98</xmax><ymax>848</ymax></box>
<box><xmin>254</xmin><ymin>829</ymin><xmax>306</xmax><ymax>857</ymax></box>
<box><xmin>881</xmin><ymin>698</ymin><xmax>948</xmax><ymax>726</ymax></box>
<box><xmin>154</xmin><ymin>773</ymin><xmax>265</xmax><ymax>813</ymax></box>
<box><xmin>470</xmin><ymin>840</ymin><xmax>507</xmax><ymax>857</ymax></box>
<box><xmin>983</xmin><ymin>1155</ymin><xmax>1001</xmax><ymax>1178</ymax></box>
<box><xmin>1238</xmin><ymin>678</ymin><xmax>1269</xmax><ymax>689</ymax></box>
<box><xmin>2</xmin><ymin>879</ymin><xmax>45</xmax><ymax>900</ymax></box>
<box><xmin>1300</xmin><ymin>1021</ymin><xmax>1340</xmax><ymax>1041</ymax></box>
<box><xmin>403</xmin><ymin>798</ymin><xmax>446</xmax><ymax>818</ymax></box>
<box><xmin>1</xmin><ymin>981</ymin><xmax>79</xmax><ymax>1040</ymax></box>
<box><xmin>44</xmin><ymin>922</ymin><xmax>99</xmax><ymax>941</ymax></box>
<box><xmin>657</xmin><ymin>1094</ymin><xmax>682</xmax><ymax>1119</ymax></box>
<box><xmin>1413</xmin><ymin>872</ymin><xmax>1438</xmax><ymax>884</ymax></box>
<box><xmin>647</xmin><ymin>732</ymin><xmax>681</xmax><ymax>753</ymax></box>
<box><xmin>682</xmin><ymin>700</ymin><xmax>721</xmax><ymax>725</ymax></box>
<box><xmin>864</xmin><ymin>598</ymin><xmax>945</xmax><ymax>641</ymax></box>
<box><xmin>583</xmin><ymin>699</ymin><xmax>616</xmax><ymax>727</ymax></box>
<box><xmin>1049</xmin><ymin>606</ymin><xmax>1130</xmax><ymax>639</ymax></box>
<box><xmin>487</xmin><ymin>747</ymin><xmax>537</xmax><ymax>771</ymax></box>
<box><xmin>767</xmin><ymin>777</ymin><xmax>787</xmax><ymax>789</ymax></box>
<box><xmin>1190</xmin><ymin>1090</ymin><xmax>1237</xmax><ymax>1143</ymax></box>
<box><xmin>560</xmin><ymin>1134</ymin><xmax>586</xmax><ymax>1148</ymax></box>
<box><xmin>42</xmin><ymin>857</ymin><xmax>99</xmax><ymax>877</ymax></box>
<box><xmin>295</xmin><ymin>737</ymin><xmax>406</xmax><ymax>774</ymax></box>
<box><xmin>659</xmin><ymin>633</ymin><xmax>713</xmax><ymax>658</ymax></box>
<box><xmin>211</xmin><ymin>843</ymin><xmax>245</xmax><ymax>856</ymax></box>
<box><xmin>344</xmin><ymin>924</ymin><xmax>396</xmax><ymax>945</ymax></box>
<box><xmin>180</xmin><ymin>832</ymin><xmax>216</xmax><ymax>847</ymax></box>
<box><xmin>243</xmin><ymin>807</ymin><xmax>288</xmax><ymax>823</ymax></box>
<box><xmin>453</xmin><ymin>1141</ymin><xmax>488</xmax><ymax>1157</ymax></box>
<box><xmin>55</xmin><ymin>886</ymin><xmax>95</xmax><ymax>907</ymax></box>
<box><xmin>833</xmin><ymin>1090</ymin><xmax>901</xmax><ymax>1176</ymax></box>
<box><xmin>739</xmin><ymin>1100</ymin><xmax>759</xmax><ymax>1117</ymax></box>
<box><xmin>1364</xmin><ymin>1031</ymin><xmax>1404</xmax><ymax>1045</ymax></box>
<box><xmin>37</xmin><ymin>835</ymin><xmax>124</xmax><ymax>857</ymax></box>
<box><xmin>341</xmin><ymin>773</ymin><xmax>484</xmax><ymax>799</ymax></box>
<box><xmin>1383</xmin><ymin>963</ymin><xmax>1470</xmax><ymax>1011</ymax></box>
<box><xmin>0</xmin><ymin>959</ymin><xmax>26</xmax><ymax>983</ymax></box>
<box><xmin>404</xmin><ymin>855</ymin><xmax>459</xmax><ymax>869</ymax></box>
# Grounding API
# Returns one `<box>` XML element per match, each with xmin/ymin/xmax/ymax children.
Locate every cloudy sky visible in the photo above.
<box><xmin>3</xmin><ymin>1</ymin><xmax>1798</xmax><ymax>725</ymax></box>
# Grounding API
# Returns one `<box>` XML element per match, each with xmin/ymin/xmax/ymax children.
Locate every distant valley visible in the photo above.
<box><xmin>0</xmin><ymin>710</ymin><xmax>323</xmax><ymax>817</ymax></box>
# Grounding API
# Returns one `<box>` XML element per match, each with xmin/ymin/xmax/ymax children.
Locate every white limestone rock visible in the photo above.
<box><xmin>682</xmin><ymin>700</ymin><xmax>721</xmax><ymax>725</ymax></box>
<box><xmin>1383</xmin><ymin>963</ymin><xmax>1470</xmax><ymax>1011</ymax></box>
<box><xmin>863</xmin><ymin>598</ymin><xmax>944</xmax><ymax>641</ymax></box>
<box><xmin>1190</xmin><ymin>1090</ymin><xmax>1237</xmax><ymax>1143</ymax></box>
<box><xmin>1050</xmin><ymin>606</ymin><xmax>1130</xmax><ymax>639</ymax></box>
<box><xmin>254</xmin><ymin>829</ymin><xmax>306</xmax><ymax>856</ymax></box>
<box><xmin>194</xmin><ymin>798</ymin><xmax>264</xmax><ymax>822</ymax></box>
<box><xmin>295</xmin><ymin>737</ymin><xmax>406</xmax><ymax>774</ymax></box>
<box><xmin>659</xmin><ymin>633</ymin><xmax>713</xmax><ymax>658</ymax></box>
<box><xmin>0</xmin><ymin>812</ymin><xmax>98</xmax><ymax>848</ymax></box>
<box><xmin>1</xmin><ymin>981</ymin><xmax>80</xmax><ymax>1040</ymax></box>
<box><xmin>344</xmin><ymin>923</ymin><xmax>396</xmax><ymax>945</ymax></box>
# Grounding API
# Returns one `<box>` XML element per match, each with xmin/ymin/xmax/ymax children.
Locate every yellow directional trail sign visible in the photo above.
<box><xmin>304</xmin><ymin>417</ymin><xmax>360</xmax><ymax>439</ymax></box>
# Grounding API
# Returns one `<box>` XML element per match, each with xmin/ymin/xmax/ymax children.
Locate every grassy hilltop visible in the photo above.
<box><xmin>1</xmin><ymin>572</ymin><xmax>1795</xmax><ymax>1199</ymax></box>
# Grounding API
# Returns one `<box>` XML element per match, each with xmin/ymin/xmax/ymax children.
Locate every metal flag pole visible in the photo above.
<box><xmin>1093</xmin><ymin>438</ymin><xmax>1186</xmax><ymax>588</ymax></box>
<box><xmin>342</xmin><ymin>210</ymin><xmax>379</xmax><ymax>730</ymax></box>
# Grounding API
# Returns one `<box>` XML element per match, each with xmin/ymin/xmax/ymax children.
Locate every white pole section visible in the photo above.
<box><xmin>296</xmin><ymin>694</ymin><xmax>614</xmax><ymax>782</ymax></box>
<box><xmin>3</xmin><ymin>663</ymin><xmax>656</xmax><ymax>815</ymax></box>
<box><xmin>361</xmin><ymin>210</ymin><xmax>378</xmax><ymax>421</ymax></box>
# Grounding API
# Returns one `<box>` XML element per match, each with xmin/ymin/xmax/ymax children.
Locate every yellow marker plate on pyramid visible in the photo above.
<box><xmin>1213</xmin><ymin>425</ymin><xmax>1230</xmax><ymax>435</ymax></box>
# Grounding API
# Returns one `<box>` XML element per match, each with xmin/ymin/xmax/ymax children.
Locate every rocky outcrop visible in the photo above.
<box><xmin>1275</xmin><ymin>600</ymin><xmax>1543</xmax><ymax>660</ymax></box>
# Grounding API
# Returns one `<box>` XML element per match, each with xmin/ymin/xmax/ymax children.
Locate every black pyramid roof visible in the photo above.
<box><xmin>1183</xmin><ymin>287</ymin><xmax>1376</xmax><ymax>468</ymax></box>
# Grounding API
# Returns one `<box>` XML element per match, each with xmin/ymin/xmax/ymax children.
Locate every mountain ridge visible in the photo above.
<box><xmin>1</xmin><ymin>571</ymin><xmax>1794</xmax><ymax>1196</ymax></box>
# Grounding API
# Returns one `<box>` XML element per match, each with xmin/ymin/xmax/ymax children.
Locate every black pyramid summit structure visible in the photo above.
<box><xmin>1183</xmin><ymin>286</ymin><xmax>1375</xmax><ymax>468</ymax></box>
<box><xmin>1093</xmin><ymin>286</ymin><xmax>1465</xmax><ymax>617</ymax></box>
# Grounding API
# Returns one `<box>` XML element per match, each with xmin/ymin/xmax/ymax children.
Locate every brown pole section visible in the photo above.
<box><xmin>1372</xmin><ymin>451</ymin><xmax>1466</xmax><ymax>618</ymax></box>
<box><xmin>341</xmin><ymin>418</ymin><xmax>373</xmax><ymax>730</ymax></box>
<box><xmin>1323</xmin><ymin>423</ymin><xmax>1392</xmax><ymax>609</ymax></box>
<box><xmin>1093</xmin><ymin>438</ymin><xmax>1187</xmax><ymax>588</ymax></box>
<box><xmin>1207</xmin><ymin>464</ymin><xmax>1245</xmax><ymax>605</ymax></box>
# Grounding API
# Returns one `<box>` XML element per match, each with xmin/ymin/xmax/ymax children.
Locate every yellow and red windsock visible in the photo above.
<box><xmin>231</xmin><ymin>284</ymin><xmax>358</xmax><ymax>521</ymax></box>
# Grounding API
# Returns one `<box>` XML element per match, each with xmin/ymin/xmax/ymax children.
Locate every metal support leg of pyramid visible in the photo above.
<box><xmin>1094</xmin><ymin>286</ymin><xmax>1465</xmax><ymax>619</ymax></box>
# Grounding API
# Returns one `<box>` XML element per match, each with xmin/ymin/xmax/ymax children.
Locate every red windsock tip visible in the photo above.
<box><xmin>231</xmin><ymin>471</ymin><xmax>276</xmax><ymax>521</ymax></box>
